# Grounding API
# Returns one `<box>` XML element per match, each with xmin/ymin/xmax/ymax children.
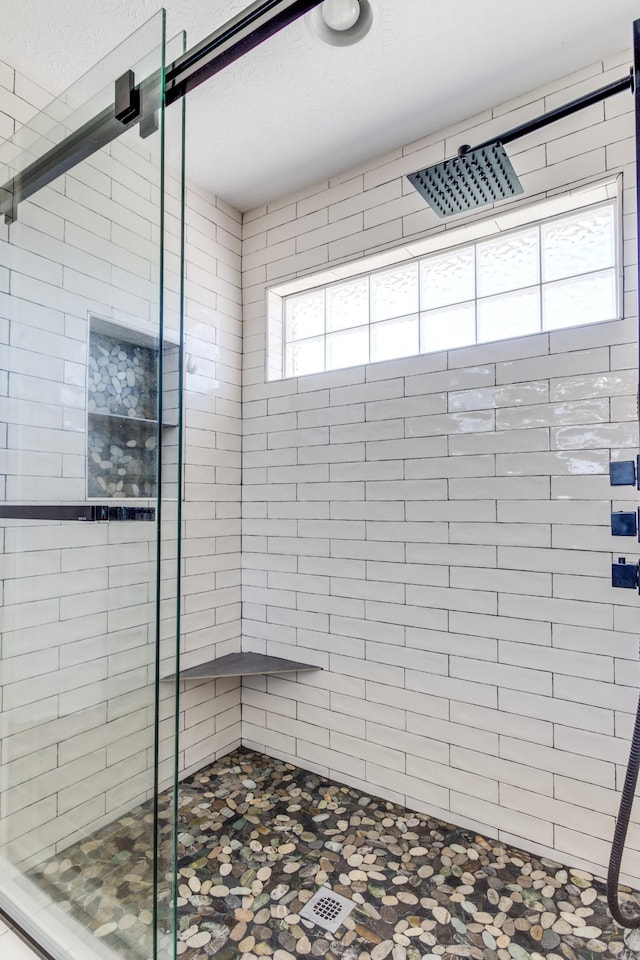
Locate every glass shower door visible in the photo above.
<box><xmin>0</xmin><ymin>13</ymin><xmax>183</xmax><ymax>960</ymax></box>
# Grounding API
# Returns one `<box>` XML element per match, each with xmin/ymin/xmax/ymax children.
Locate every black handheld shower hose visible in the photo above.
<box><xmin>608</xmin><ymin>691</ymin><xmax>640</xmax><ymax>926</ymax></box>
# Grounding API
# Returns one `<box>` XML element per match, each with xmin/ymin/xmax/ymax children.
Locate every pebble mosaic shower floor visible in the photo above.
<box><xmin>29</xmin><ymin>747</ymin><xmax>640</xmax><ymax>960</ymax></box>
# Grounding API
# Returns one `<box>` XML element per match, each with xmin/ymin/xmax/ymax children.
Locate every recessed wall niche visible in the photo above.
<box><xmin>87</xmin><ymin>316</ymin><xmax>179</xmax><ymax>499</ymax></box>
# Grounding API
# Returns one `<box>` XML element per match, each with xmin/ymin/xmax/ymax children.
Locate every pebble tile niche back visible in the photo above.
<box><xmin>87</xmin><ymin>316</ymin><xmax>179</xmax><ymax>499</ymax></box>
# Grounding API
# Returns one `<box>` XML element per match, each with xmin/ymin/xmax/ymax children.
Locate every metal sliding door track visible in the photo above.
<box><xmin>0</xmin><ymin>0</ymin><xmax>323</xmax><ymax>221</ymax></box>
<box><xmin>164</xmin><ymin>0</ymin><xmax>322</xmax><ymax>103</ymax></box>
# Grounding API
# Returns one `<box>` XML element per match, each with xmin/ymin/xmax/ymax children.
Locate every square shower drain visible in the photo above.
<box><xmin>300</xmin><ymin>887</ymin><xmax>356</xmax><ymax>933</ymax></box>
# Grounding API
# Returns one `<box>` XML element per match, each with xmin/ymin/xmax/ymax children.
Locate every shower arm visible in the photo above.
<box><xmin>456</xmin><ymin>72</ymin><xmax>632</xmax><ymax>158</ymax></box>
<box><xmin>0</xmin><ymin>0</ymin><xmax>324</xmax><ymax>222</ymax></box>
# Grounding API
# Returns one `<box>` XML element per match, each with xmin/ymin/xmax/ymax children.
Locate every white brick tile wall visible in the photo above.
<box><xmin>241</xmin><ymin>48</ymin><xmax>640</xmax><ymax>885</ymax></box>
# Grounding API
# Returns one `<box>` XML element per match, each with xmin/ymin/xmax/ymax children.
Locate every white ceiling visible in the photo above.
<box><xmin>1</xmin><ymin>1</ymin><xmax>639</xmax><ymax>211</ymax></box>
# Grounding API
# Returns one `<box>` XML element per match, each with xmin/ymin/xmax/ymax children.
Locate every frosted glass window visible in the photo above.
<box><xmin>271</xmin><ymin>191</ymin><xmax>620</xmax><ymax>380</ymax></box>
<box><xmin>285</xmin><ymin>336</ymin><xmax>325</xmax><ymax>377</ymax></box>
<box><xmin>477</xmin><ymin>287</ymin><xmax>540</xmax><ymax>343</ymax></box>
<box><xmin>420</xmin><ymin>302</ymin><xmax>476</xmax><ymax>353</ymax></box>
<box><xmin>285</xmin><ymin>290</ymin><xmax>324</xmax><ymax>341</ymax></box>
<box><xmin>477</xmin><ymin>228</ymin><xmax>539</xmax><ymax>297</ymax></box>
<box><xmin>371</xmin><ymin>315</ymin><xmax>419</xmax><ymax>363</ymax></box>
<box><xmin>326</xmin><ymin>277</ymin><xmax>369</xmax><ymax>332</ymax></box>
<box><xmin>371</xmin><ymin>263</ymin><xmax>419</xmax><ymax>322</ymax></box>
<box><xmin>326</xmin><ymin>326</ymin><xmax>369</xmax><ymax>370</ymax></box>
<box><xmin>421</xmin><ymin>247</ymin><xmax>475</xmax><ymax>309</ymax></box>
<box><xmin>542</xmin><ymin>205</ymin><xmax>615</xmax><ymax>282</ymax></box>
<box><xmin>542</xmin><ymin>269</ymin><xmax>617</xmax><ymax>330</ymax></box>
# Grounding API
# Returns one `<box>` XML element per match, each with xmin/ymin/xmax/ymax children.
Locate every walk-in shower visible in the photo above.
<box><xmin>3</xmin><ymin>2</ymin><xmax>640</xmax><ymax>959</ymax></box>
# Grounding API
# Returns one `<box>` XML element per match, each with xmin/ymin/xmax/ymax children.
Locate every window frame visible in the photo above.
<box><xmin>266</xmin><ymin>176</ymin><xmax>623</xmax><ymax>382</ymax></box>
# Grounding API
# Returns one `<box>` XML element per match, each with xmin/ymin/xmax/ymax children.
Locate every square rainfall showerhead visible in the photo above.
<box><xmin>407</xmin><ymin>142</ymin><xmax>523</xmax><ymax>218</ymax></box>
<box><xmin>300</xmin><ymin>887</ymin><xmax>355</xmax><ymax>933</ymax></box>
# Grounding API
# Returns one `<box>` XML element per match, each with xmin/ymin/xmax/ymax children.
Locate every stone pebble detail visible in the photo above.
<box><xmin>87</xmin><ymin>332</ymin><xmax>158</xmax><ymax>498</ymax></box>
<box><xmin>29</xmin><ymin>748</ymin><xmax>640</xmax><ymax>960</ymax></box>
<box><xmin>88</xmin><ymin>332</ymin><xmax>157</xmax><ymax>421</ymax></box>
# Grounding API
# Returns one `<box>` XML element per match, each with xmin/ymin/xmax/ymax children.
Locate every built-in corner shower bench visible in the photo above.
<box><xmin>163</xmin><ymin>651</ymin><xmax>321</xmax><ymax>682</ymax></box>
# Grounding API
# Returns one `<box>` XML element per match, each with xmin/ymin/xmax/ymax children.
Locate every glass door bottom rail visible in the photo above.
<box><xmin>26</xmin><ymin>747</ymin><xmax>640</xmax><ymax>960</ymax></box>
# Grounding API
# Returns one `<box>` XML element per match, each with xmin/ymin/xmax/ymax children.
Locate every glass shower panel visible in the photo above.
<box><xmin>157</xmin><ymin>36</ymin><xmax>186</xmax><ymax>960</ymax></box>
<box><xmin>0</xmin><ymin>13</ymin><xmax>183</xmax><ymax>960</ymax></box>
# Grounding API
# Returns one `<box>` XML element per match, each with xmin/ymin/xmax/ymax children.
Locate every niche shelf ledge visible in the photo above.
<box><xmin>163</xmin><ymin>651</ymin><xmax>321</xmax><ymax>682</ymax></box>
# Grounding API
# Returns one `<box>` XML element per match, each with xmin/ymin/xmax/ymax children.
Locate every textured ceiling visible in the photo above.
<box><xmin>1</xmin><ymin>1</ymin><xmax>639</xmax><ymax>210</ymax></box>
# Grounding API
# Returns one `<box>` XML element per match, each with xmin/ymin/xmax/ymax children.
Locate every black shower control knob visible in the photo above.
<box><xmin>611</xmin><ymin>511</ymin><xmax>638</xmax><ymax>536</ymax></box>
<box><xmin>612</xmin><ymin>558</ymin><xmax>639</xmax><ymax>589</ymax></box>
<box><xmin>609</xmin><ymin>460</ymin><xmax>636</xmax><ymax>486</ymax></box>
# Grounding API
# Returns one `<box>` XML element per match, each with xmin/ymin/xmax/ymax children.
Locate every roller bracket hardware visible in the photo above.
<box><xmin>114</xmin><ymin>70</ymin><xmax>140</xmax><ymax>124</ymax></box>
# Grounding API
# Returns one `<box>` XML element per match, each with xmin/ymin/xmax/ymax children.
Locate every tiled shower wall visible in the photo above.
<box><xmin>240</xmin><ymin>49</ymin><xmax>640</xmax><ymax>883</ymax></box>
<box><xmin>177</xmin><ymin>177</ymin><xmax>242</xmax><ymax>775</ymax></box>
<box><xmin>0</xmin><ymin>60</ymin><xmax>241</xmax><ymax>866</ymax></box>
